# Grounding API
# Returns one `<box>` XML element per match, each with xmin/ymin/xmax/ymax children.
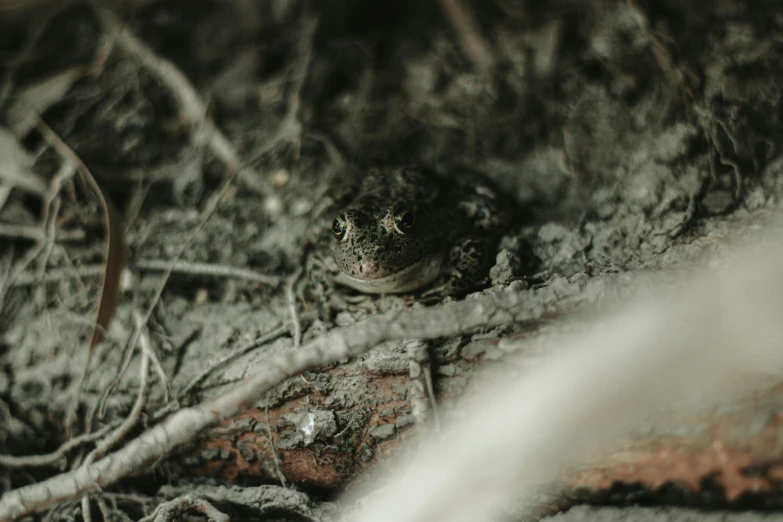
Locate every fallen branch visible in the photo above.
<box><xmin>0</xmin><ymin>283</ymin><xmax>556</xmax><ymax>520</ymax></box>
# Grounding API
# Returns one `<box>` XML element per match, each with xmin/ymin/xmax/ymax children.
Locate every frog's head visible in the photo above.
<box><xmin>329</xmin><ymin>195</ymin><xmax>446</xmax><ymax>294</ymax></box>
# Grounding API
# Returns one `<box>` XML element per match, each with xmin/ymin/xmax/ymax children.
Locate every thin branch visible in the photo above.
<box><xmin>439</xmin><ymin>0</ymin><xmax>495</xmax><ymax>72</ymax></box>
<box><xmin>286</xmin><ymin>267</ymin><xmax>303</xmax><ymax>349</ymax></box>
<box><xmin>8</xmin><ymin>264</ymin><xmax>105</xmax><ymax>287</ymax></box>
<box><xmin>152</xmin><ymin>324</ymin><xmax>290</xmax><ymax>421</ymax></box>
<box><xmin>406</xmin><ymin>340</ymin><xmax>437</xmax><ymax>436</ymax></box>
<box><xmin>139</xmin><ymin>494</ymin><xmax>228</xmax><ymax>522</ymax></box>
<box><xmin>134</xmin><ymin>259</ymin><xmax>282</xmax><ymax>287</ymax></box>
<box><xmin>0</xmin><ymin>224</ymin><xmax>85</xmax><ymax>243</ymax></box>
<box><xmin>83</xmin><ymin>315</ymin><xmax>151</xmax><ymax>466</ymax></box>
<box><xmin>34</xmin><ymin>195</ymin><xmax>61</xmax><ymax>288</ymax></box>
<box><xmin>0</xmin><ymin>423</ymin><xmax>115</xmax><ymax>469</ymax></box>
<box><xmin>93</xmin><ymin>495</ymin><xmax>112</xmax><ymax>522</ymax></box>
<box><xmin>265</xmin><ymin>392</ymin><xmax>287</xmax><ymax>488</ymax></box>
<box><xmin>0</xmin><ymin>156</ymin><xmax>76</xmax><ymax>302</ymax></box>
<box><xmin>80</xmin><ymin>496</ymin><xmax>92</xmax><ymax>522</ymax></box>
<box><xmin>137</xmin><ymin>319</ymin><xmax>170</xmax><ymax>404</ymax></box>
<box><xmin>8</xmin><ymin>260</ymin><xmax>281</xmax><ymax>288</ymax></box>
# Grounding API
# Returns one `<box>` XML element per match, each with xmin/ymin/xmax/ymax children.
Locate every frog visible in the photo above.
<box><xmin>304</xmin><ymin>166</ymin><xmax>513</xmax><ymax>312</ymax></box>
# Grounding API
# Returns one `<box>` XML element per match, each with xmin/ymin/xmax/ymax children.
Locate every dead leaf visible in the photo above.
<box><xmin>82</xmin><ymin>171</ymin><xmax>127</xmax><ymax>349</ymax></box>
<box><xmin>89</xmin><ymin>194</ymin><xmax>126</xmax><ymax>347</ymax></box>
<box><xmin>34</xmin><ymin>120</ymin><xmax>127</xmax><ymax>349</ymax></box>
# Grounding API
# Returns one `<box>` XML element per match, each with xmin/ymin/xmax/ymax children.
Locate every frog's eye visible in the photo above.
<box><xmin>394</xmin><ymin>211</ymin><xmax>416</xmax><ymax>234</ymax></box>
<box><xmin>332</xmin><ymin>216</ymin><xmax>349</xmax><ymax>242</ymax></box>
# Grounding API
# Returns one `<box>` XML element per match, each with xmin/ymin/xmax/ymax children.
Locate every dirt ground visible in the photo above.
<box><xmin>1</xmin><ymin>0</ymin><xmax>783</xmax><ymax>520</ymax></box>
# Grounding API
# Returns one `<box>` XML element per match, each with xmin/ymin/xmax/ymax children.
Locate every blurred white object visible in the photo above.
<box><xmin>348</xmin><ymin>229</ymin><xmax>783</xmax><ymax>522</ymax></box>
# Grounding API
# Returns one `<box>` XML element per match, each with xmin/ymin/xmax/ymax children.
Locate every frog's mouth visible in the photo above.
<box><xmin>335</xmin><ymin>253</ymin><xmax>444</xmax><ymax>294</ymax></box>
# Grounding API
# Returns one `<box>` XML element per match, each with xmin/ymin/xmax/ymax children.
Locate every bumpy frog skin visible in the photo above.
<box><xmin>313</xmin><ymin>166</ymin><xmax>510</xmax><ymax>296</ymax></box>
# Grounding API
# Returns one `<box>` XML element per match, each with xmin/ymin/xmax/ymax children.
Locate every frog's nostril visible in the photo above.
<box><xmin>360</xmin><ymin>257</ymin><xmax>379</xmax><ymax>274</ymax></box>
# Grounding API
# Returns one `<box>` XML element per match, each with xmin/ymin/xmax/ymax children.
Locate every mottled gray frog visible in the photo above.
<box><xmin>306</xmin><ymin>167</ymin><xmax>512</xmax><ymax>305</ymax></box>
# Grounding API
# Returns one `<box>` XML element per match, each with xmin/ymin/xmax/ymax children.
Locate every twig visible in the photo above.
<box><xmin>0</xmin><ymin>224</ymin><xmax>85</xmax><ymax>242</ymax></box>
<box><xmin>152</xmin><ymin>324</ymin><xmax>290</xmax><ymax>421</ymax></box>
<box><xmin>31</xmin><ymin>161</ymin><xmax>75</xmax><ymax>297</ymax></box>
<box><xmin>265</xmin><ymin>392</ymin><xmax>287</xmax><ymax>488</ymax></box>
<box><xmin>439</xmin><ymin>0</ymin><xmax>495</xmax><ymax>72</ymax></box>
<box><xmin>41</xmin><ymin>161</ymin><xmax>76</xmax><ymax>227</ymax></box>
<box><xmin>34</xmin><ymin>195</ymin><xmax>61</xmax><ymax>290</ymax></box>
<box><xmin>405</xmin><ymin>340</ymin><xmax>437</xmax><ymax>436</ymax></box>
<box><xmin>137</xmin><ymin>318</ymin><xmax>170</xmax><ymax>404</ymax></box>
<box><xmin>286</xmin><ymin>267</ymin><xmax>303</xmax><ymax>349</ymax></box>
<box><xmin>0</xmin><ymin>423</ymin><xmax>114</xmax><ymax>468</ymax></box>
<box><xmin>8</xmin><ymin>260</ymin><xmax>281</xmax><ymax>288</ymax></box>
<box><xmin>95</xmin><ymin>322</ymin><xmax>142</xmax><ymax>421</ymax></box>
<box><xmin>49</xmin><ymin>156</ymin><xmax>247</xmax><ymax>427</ymax></box>
<box><xmin>81</xmin><ymin>496</ymin><xmax>92</xmax><ymax>522</ymax></box>
<box><xmin>76</xmin><ymin>317</ymin><xmax>151</xmax><ymax>520</ymax></box>
<box><xmin>0</xmin><ymin>252</ymin><xmax>11</xmax><ymax>306</ymax></box>
<box><xmin>0</xmin><ymin>239</ymin><xmax>46</xmax><ymax>303</ymax></box>
<box><xmin>93</xmin><ymin>495</ymin><xmax>112</xmax><ymax>522</ymax></box>
<box><xmin>139</xmin><ymin>494</ymin><xmax>229</xmax><ymax>522</ymax></box>
<box><xmin>0</xmin><ymin>161</ymin><xmax>75</xmax><ymax>303</ymax></box>
<box><xmin>134</xmin><ymin>259</ymin><xmax>282</xmax><ymax>287</ymax></box>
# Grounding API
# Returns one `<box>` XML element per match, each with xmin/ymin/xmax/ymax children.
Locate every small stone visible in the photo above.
<box><xmin>437</xmin><ymin>364</ymin><xmax>457</xmax><ymax>376</ymax></box>
<box><xmin>744</xmin><ymin>187</ymin><xmax>767</xmax><ymax>211</ymax></box>
<box><xmin>359</xmin><ymin>444</ymin><xmax>374</xmax><ymax>462</ymax></box>
<box><xmin>361</xmin><ymin>342</ymin><xmax>408</xmax><ymax>375</ymax></box>
<box><xmin>434</xmin><ymin>339</ymin><xmax>463</xmax><ymax>361</ymax></box>
<box><xmin>238</xmin><ymin>443</ymin><xmax>257</xmax><ymax>462</ymax></box>
<box><xmin>490</xmin><ymin>250</ymin><xmax>522</xmax><ymax>286</ymax></box>
<box><xmin>483</xmin><ymin>347</ymin><xmax>505</xmax><ymax>361</ymax></box>
<box><xmin>194</xmin><ymin>288</ymin><xmax>209</xmax><ymax>304</ymax></box>
<box><xmin>200</xmin><ymin>447</ymin><xmax>221</xmax><ymax>461</ymax></box>
<box><xmin>252</xmin><ymin>422</ymin><xmax>271</xmax><ymax>434</ymax></box>
<box><xmin>280</xmin><ymin>409</ymin><xmax>338</xmax><ymax>446</ymax></box>
<box><xmin>395</xmin><ymin>415</ymin><xmax>414</xmax><ymax>429</ymax></box>
<box><xmin>272</xmin><ymin>168</ymin><xmax>290</xmax><ymax>188</ymax></box>
<box><xmin>701</xmin><ymin>190</ymin><xmax>734</xmax><ymax>214</ymax></box>
<box><xmin>276</xmin><ymin>430</ymin><xmax>302</xmax><ymax>450</ymax></box>
<box><xmin>368</xmin><ymin>423</ymin><xmax>396</xmax><ymax>441</ymax></box>
<box><xmin>219</xmin><ymin>449</ymin><xmax>235</xmax><ymax>461</ymax></box>
<box><xmin>263</xmin><ymin>195</ymin><xmax>284</xmax><ymax>217</ymax></box>
<box><xmin>537</xmin><ymin>223</ymin><xmax>569</xmax><ymax>242</ymax></box>
<box><xmin>291</xmin><ymin>198</ymin><xmax>312</xmax><ymax>216</ymax></box>
<box><xmin>507</xmin><ymin>280</ymin><xmax>528</xmax><ymax>292</ymax></box>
